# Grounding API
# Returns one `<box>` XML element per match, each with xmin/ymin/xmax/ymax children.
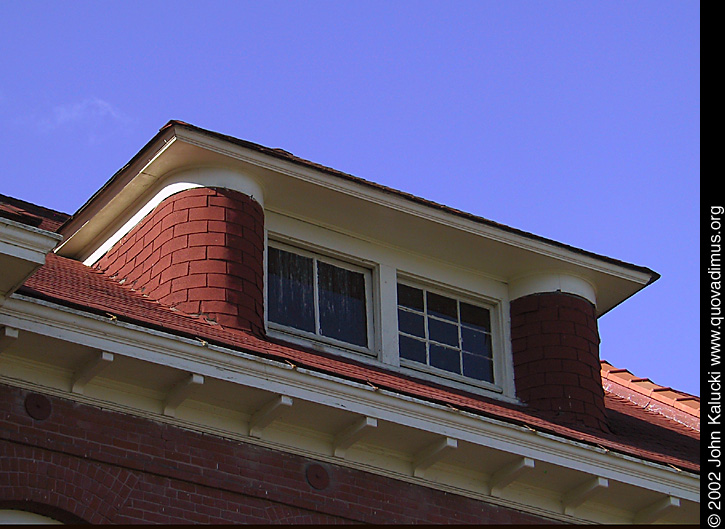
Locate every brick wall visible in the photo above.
<box><xmin>510</xmin><ymin>292</ymin><xmax>609</xmax><ymax>432</ymax></box>
<box><xmin>94</xmin><ymin>187</ymin><xmax>265</xmax><ymax>335</ymax></box>
<box><xmin>0</xmin><ymin>384</ymin><xmax>556</xmax><ymax>524</ymax></box>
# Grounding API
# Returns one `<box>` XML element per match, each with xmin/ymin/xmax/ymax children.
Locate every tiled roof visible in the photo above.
<box><xmin>0</xmin><ymin>193</ymin><xmax>69</xmax><ymax>232</ymax></box>
<box><xmin>17</xmin><ymin>252</ymin><xmax>700</xmax><ymax>474</ymax></box>
<box><xmin>601</xmin><ymin>360</ymin><xmax>700</xmax><ymax>431</ymax></box>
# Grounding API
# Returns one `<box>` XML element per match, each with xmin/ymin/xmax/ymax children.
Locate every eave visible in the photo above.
<box><xmin>0</xmin><ymin>294</ymin><xmax>699</xmax><ymax>524</ymax></box>
<box><xmin>0</xmin><ymin>217</ymin><xmax>62</xmax><ymax>304</ymax></box>
<box><xmin>56</xmin><ymin>121</ymin><xmax>658</xmax><ymax>316</ymax></box>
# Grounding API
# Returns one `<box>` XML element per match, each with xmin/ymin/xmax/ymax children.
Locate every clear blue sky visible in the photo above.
<box><xmin>1</xmin><ymin>1</ymin><xmax>700</xmax><ymax>395</ymax></box>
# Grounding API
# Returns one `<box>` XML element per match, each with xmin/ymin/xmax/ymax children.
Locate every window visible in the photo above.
<box><xmin>267</xmin><ymin>244</ymin><xmax>372</xmax><ymax>350</ymax></box>
<box><xmin>397</xmin><ymin>282</ymin><xmax>494</xmax><ymax>383</ymax></box>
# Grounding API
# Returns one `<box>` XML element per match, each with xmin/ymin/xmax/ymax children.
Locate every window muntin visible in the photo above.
<box><xmin>397</xmin><ymin>283</ymin><xmax>494</xmax><ymax>383</ymax></box>
<box><xmin>267</xmin><ymin>245</ymin><xmax>371</xmax><ymax>349</ymax></box>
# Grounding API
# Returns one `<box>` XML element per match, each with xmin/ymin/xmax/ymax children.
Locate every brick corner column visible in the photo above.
<box><xmin>509</xmin><ymin>274</ymin><xmax>609</xmax><ymax>432</ymax></box>
<box><xmin>95</xmin><ymin>184</ymin><xmax>266</xmax><ymax>336</ymax></box>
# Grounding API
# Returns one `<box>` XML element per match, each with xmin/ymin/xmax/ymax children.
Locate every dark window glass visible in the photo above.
<box><xmin>430</xmin><ymin>344</ymin><xmax>461</xmax><ymax>374</ymax></box>
<box><xmin>268</xmin><ymin>247</ymin><xmax>315</xmax><ymax>332</ymax></box>
<box><xmin>397</xmin><ymin>282</ymin><xmax>494</xmax><ymax>384</ymax></box>
<box><xmin>461</xmin><ymin>328</ymin><xmax>491</xmax><ymax>357</ymax></box>
<box><xmin>400</xmin><ymin>335</ymin><xmax>427</xmax><ymax>363</ymax></box>
<box><xmin>398</xmin><ymin>309</ymin><xmax>425</xmax><ymax>338</ymax></box>
<box><xmin>318</xmin><ymin>261</ymin><xmax>368</xmax><ymax>347</ymax></box>
<box><xmin>397</xmin><ymin>283</ymin><xmax>424</xmax><ymax>311</ymax></box>
<box><xmin>426</xmin><ymin>292</ymin><xmax>457</xmax><ymax>321</ymax></box>
<box><xmin>460</xmin><ymin>302</ymin><xmax>491</xmax><ymax>332</ymax></box>
<box><xmin>428</xmin><ymin>318</ymin><xmax>459</xmax><ymax>347</ymax></box>
<box><xmin>463</xmin><ymin>353</ymin><xmax>493</xmax><ymax>381</ymax></box>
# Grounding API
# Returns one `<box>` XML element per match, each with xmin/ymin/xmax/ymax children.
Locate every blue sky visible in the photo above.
<box><xmin>1</xmin><ymin>1</ymin><xmax>700</xmax><ymax>395</ymax></box>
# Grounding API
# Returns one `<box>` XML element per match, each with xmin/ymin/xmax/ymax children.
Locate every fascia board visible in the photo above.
<box><xmin>0</xmin><ymin>294</ymin><xmax>699</xmax><ymax>502</ymax></box>
<box><xmin>0</xmin><ymin>218</ymin><xmax>63</xmax><ymax>300</ymax></box>
<box><xmin>0</xmin><ymin>217</ymin><xmax>63</xmax><ymax>260</ymax></box>
<box><xmin>53</xmin><ymin>122</ymin><xmax>656</xmax><ymax>314</ymax></box>
<box><xmin>56</xmin><ymin>130</ymin><xmax>177</xmax><ymax>258</ymax></box>
<box><xmin>173</xmin><ymin>127</ymin><xmax>656</xmax><ymax>290</ymax></box>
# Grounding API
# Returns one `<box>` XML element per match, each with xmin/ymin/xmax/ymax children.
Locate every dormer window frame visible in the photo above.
<box><xmin>265</xmin><ymin>237</ymin><xmax>377</xmax><ymax>357</ymax></box>
<box><xmin>394</xmin><ymin>273</ymin><xmax>506</xmax><ymax>395</ymax></box>
<box><xmin>264</xmin><ymin>228</ymin><xmax>513</xmax><ymax>399</ymax></box>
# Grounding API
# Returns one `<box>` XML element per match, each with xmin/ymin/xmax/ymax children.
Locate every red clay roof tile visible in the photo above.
<box><xmin>0</xmin><ymin>194</ymin><xmax>70</xmax><ymax>232</ymax></box>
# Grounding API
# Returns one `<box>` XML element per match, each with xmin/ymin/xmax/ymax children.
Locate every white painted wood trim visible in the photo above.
<box><xmin>634</xmin><ymin>495</ymin><xmax>681</xmax><ymax>524</ymax></box>
<box><xmin>562</xmin><ymin>476</ymin><xmax>608</xmax><ymax>514</ymax></box>
<box><xmin>377</xmin><ymin>264</ymin><xmax>399</xmax><ymax>366</ymax></box>
<box><xmin>163</xmin><ymin>373</ymin><xmax>204</xmax><ymax>417</ymax></box>
<box><xmin>333</xmin><ymin>416</ymin><xmax>378</xmax><ymax>458</ymax></box>
<box><xmin>413</xmin><ymin>437</ymin><xmax>458</xmax><ymax>478</ymax></box>
<box><xmin>0</xmin><ymin>326</ymin><xmax>18</xmax><ymax>354</ymax></box>
<box><xmin>249</xmin><ymin>394</ymin><xmax>293</xmax><ymax>438</ymax></box>
<box><xmin>0</xmin><ymin>294</ymin><xmax>700</xmax><ymax>503</ymax></box>
<box><xmin>509</xmin><ymin>272</ymin><xmax>597</xmax><ymax>306</ymax></box>
<box><xmin>0</xmin><ymin>216</ymin><xmax>63</xmax><ymax>263</ymax></box>
<box><xmin>71</xmin><ymin>351</ymin><xmax>114</xmax><ymax>394</ymax></box>
<box><xmin>175</xmin><ymin>127</ymin><xmax>654</xmax><ymax>287</ymax></box>
<box><xmin>490</xmin><ymin>457</ymin><xmax>535</xmax><ymax>495</ymax></box>
<box><xmin>82</xmin><ymin>167</ymin><xmax>265</xmax><ymax>266</ymax></box>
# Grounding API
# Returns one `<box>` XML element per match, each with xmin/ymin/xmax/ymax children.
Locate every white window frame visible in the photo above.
<box><xmin>265</xmin><ymin>239</ymin><xmax>376</xmax><ymax>356</ymax></box>
<box><xmin>395</xmin><ymin>275</ymin><xmax>505</xmax><ymax>394</ymax></box>
<box><xmin>263</xmin><ymin>216</ymin><xmax>514</xmax><ymax>400</ymax></box>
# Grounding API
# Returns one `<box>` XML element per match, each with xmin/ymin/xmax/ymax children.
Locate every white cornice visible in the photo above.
<box><xmin>81</xmin><ymin>167</ymin><xmax>264</xmax><ymax>266</ymax></box>
<box><xmin>55</xmin><ymin>124</ymin><xmax>656</xmax><ymax>316</ymax></box>
<box><xmin>0</xmin><ymin>217</ymin><xmax>62</xmax><ymax>302</ymax></box>
<box><xmin>0</xmin><ymin>294</ymin><xmax>699</xmax><ymax>507</ymax></box>
<box><xmin>175</xmin><ymin>126</ymin><xmax>653</xmax><ymax>286</ymax></box>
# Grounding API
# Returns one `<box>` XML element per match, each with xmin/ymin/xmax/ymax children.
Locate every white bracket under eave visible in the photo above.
<box><xmin>249</xmin><ymin>394</ymin><xmax>293</xmax><ymax>438</ymax></box>
<box><xmin>413</xmin><ymin>437</ymin><xmax>458</xmax><ymax>478</ymax></box>
<box><xmin>634</xmin><ymin>495</ymin><xmax>681</xmax><ymax>524</ymax></box>
<box><xmin>0</xmin><ymin>326</ymin><xmax>18</xmax><ymax>354</ymax></box>
<box><xmin>333</xmin><ymin>416</ymin><xmax>378</xmax><ymax>458</ymax></box>
<box><xmin>490</xmin><ymin>457</ymin><xmax>536</xmax><ymax>497</ymax></box>
<box><xmin>163</xmin><ymin>373</ymin><xmax>204</xmax><ymax>417</ymax></box>
<box><xmin>71</xmin><ymin>351</ymin><xmax>114</xmax><ymax>394</ymax></box>
<box><xmin>562</xmin><ymin>476</ymin><xmax>609</xmax><ymax>515</ymax></box>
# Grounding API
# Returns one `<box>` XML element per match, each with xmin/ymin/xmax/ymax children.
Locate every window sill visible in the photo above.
<box><xmin>266</xmin><ymin>325</ymin><xmax>377</xmax><ymax>359</ymax></box>
<box><xmin>399</xmin><ymin>358</ymin><xmax>503</xmax><ymax>395</ymax></box>
<box><xmin>265</xmin><ymin>326</ymin><xmax>515</xmax><ymax>403</ymax></box>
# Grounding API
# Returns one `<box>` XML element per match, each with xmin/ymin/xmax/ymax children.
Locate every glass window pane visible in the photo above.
<box><xmin>427</xmin><ymin>292</ymin><xmax>457</xmax><ymax>321</ymax></box>
<box><xmin>461</xmin><ymin>328</ymin><xmax>491</xmax><ymax>357</ymax></box>
<box><xmin>397</xmin><ymin>283</ymin><xmax>424</xmax><ymax>311</ymax></box>
<box><xmin>463</xmin><ymin>353</ymin><xmax>493</xmax><ymax>382</ymax></box>
<box><xmin>430</xmin><ymin>344</ymin><xmax>461</xmax><ymax>374</ymax></box>
<box><xmin>428</xmin><ymin>318</ymin><xmax>459</xmax><ymax>347</ymax></box>
<box><xmin>398</xmin><ymin>308</ymin><xmax>425</xmax><ymax>338</ymax></box>
<box><xmin>268</xmin><ymin>247</ymin><xmax>315</xmax><ymax>332</ymax></box>
<box><xmin>400</xmin><ymin>335</ymin><xmax>427</xmax><ymax>364</ymax></box>
<box><xmin>317</xmin><ymin>261</ymin><xmax>368</xmax><ymax>347</ymax></box>
<box><xmin>460</xmin><ymin>302</ymin><xmax>490</xmax><ymax>332</ymax></box>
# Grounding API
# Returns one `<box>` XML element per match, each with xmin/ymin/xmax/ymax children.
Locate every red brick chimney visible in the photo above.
<box><xmin>510</xmin><ymin>279</ymin><xmax>609</xmax><ymax>432</ymax></box>
<box><xmin>94</xmin><ymin>186</ymin><xmax>265</xmax><ymax>336</ymax></box>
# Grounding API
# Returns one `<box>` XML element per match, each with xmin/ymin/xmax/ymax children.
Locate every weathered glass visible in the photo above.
<box><xmin>268</xmin><ymin>247</ymin><xmax>315</xmax><ymax>332</ymax></box>
<box><xmin>318</xmin><ymin>261</ymin><xmax>368</xmax><ymax>347</ymax></box>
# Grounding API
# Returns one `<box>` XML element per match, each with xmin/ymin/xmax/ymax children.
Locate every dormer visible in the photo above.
<box><xmin>56</xmin><ymin>120</ymin><xmax>659</xmax><ymax>426</ymax></box>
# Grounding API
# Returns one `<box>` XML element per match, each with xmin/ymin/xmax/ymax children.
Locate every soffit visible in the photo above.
<box><xmin>0</xmin><ymin>217</ymin><xmax>63</xmax><ymax>302</ymax></box>
<box><xmin>57</xmin><ymin>122</ymin><xmax>657</xmax><ymax>315</ymax></box>
<box><xmin>0</xmin><ymin>285</ymin><xmax>701</xmax><ymax>523</ymax></box>
<box><xmin>15</xmin><ymin>253</ymin><xmax>700</xmax><ymax>473</ymax></box>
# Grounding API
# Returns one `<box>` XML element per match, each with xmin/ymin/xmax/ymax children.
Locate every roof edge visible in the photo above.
<box><xmin>168</xmin><ymin>120</ymin><xmax>660</xmax><ymax>285</ymax></box>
